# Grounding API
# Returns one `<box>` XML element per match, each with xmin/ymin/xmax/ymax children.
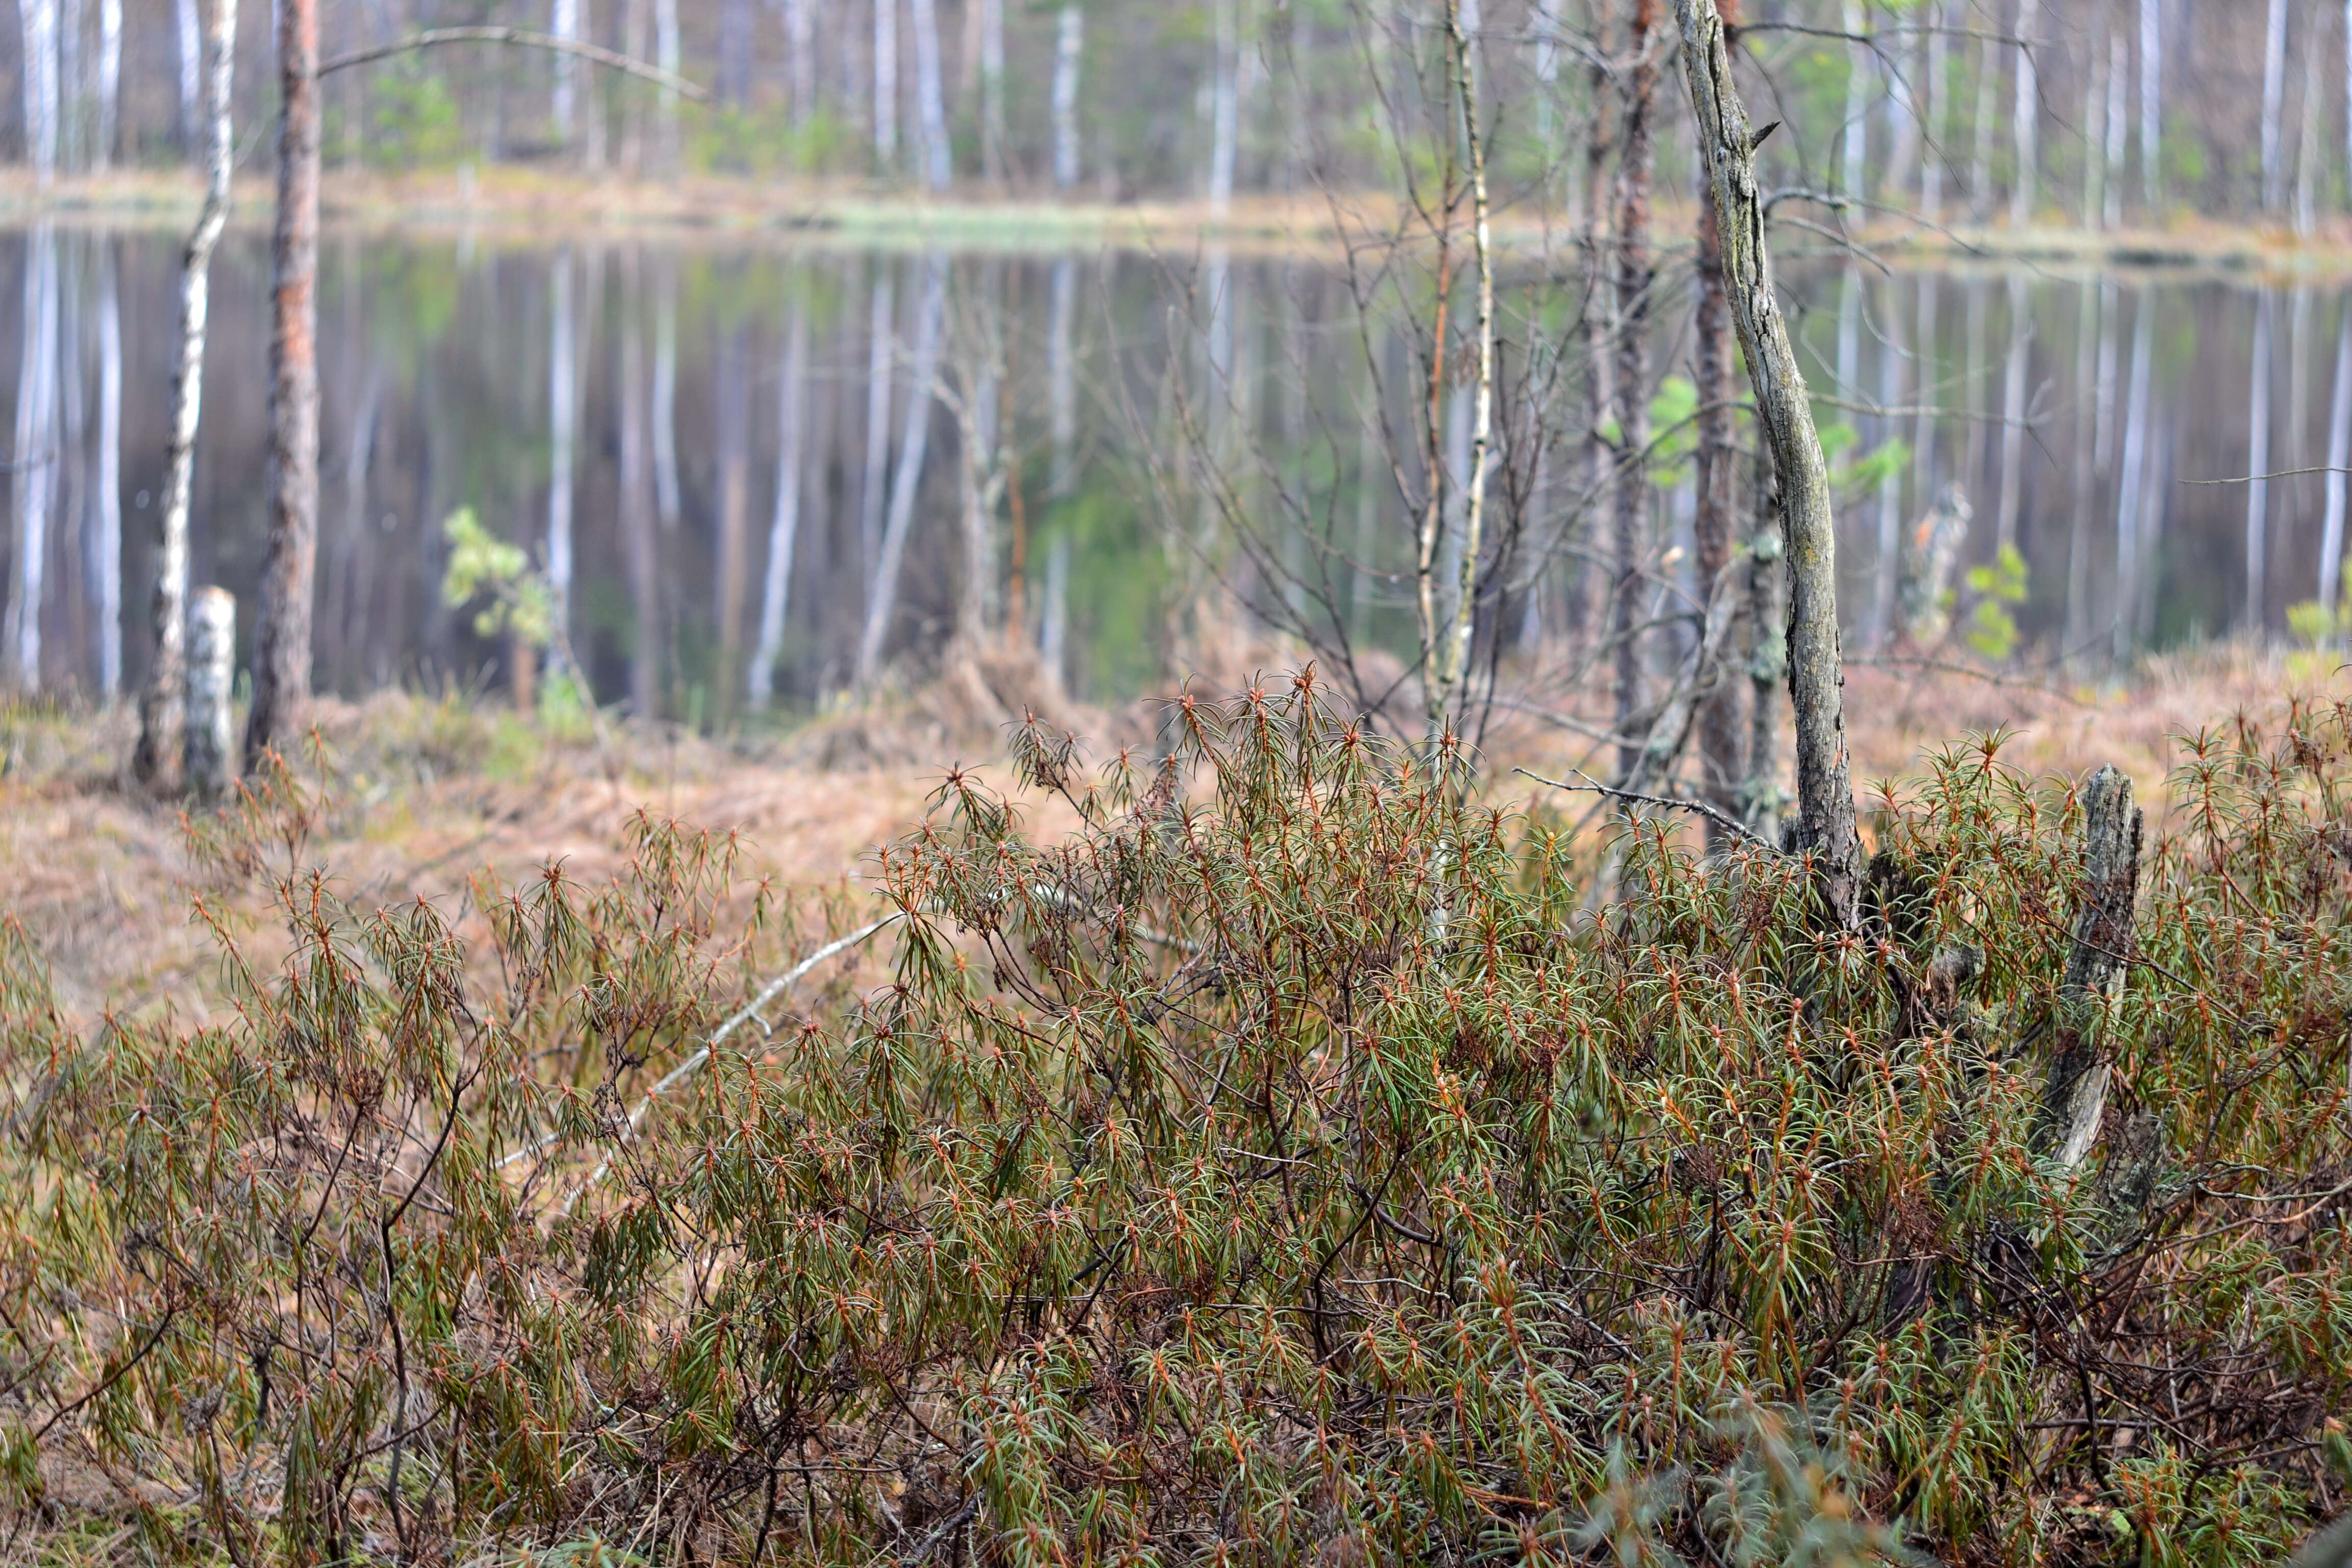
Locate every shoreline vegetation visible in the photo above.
<box><xmin>11</xmin><ymin>165</ymin><xmax>2352</xmax><ymax>276</ymax></box>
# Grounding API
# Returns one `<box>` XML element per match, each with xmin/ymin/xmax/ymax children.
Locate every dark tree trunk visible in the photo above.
<box><xmin>246</xmin><ymin>0</ymin><xmax>321</xmax><ymax>769</ymax></box>
<box><xmin>1672</xmin><ymin>0</ymin><xmax>1864</xmax><ymax>926</ymax></box>
<box><xmin>1692</xmin><ymin>92</ymin><xmax>1742</xmax><ymax>849</ymax></box>
<box><xmin>1610</xmin><ymin>0</ymin><xmax>1658</xmax><ymax>788</ymax></box>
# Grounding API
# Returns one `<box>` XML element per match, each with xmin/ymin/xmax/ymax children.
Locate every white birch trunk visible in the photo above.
<box><xmin>1968</xmin><ymin>26</ymin><xmax>1996</xmax><ymax>216</ymax></box>
<box><xmin>2321</xmin><ymin>305</ymin><xmax>2352</xmax><ymax>617</ymax></box>
<box><xmin>1041</xmin><ymin>528</ymin><xmax>1069</xmax><ymax>682</ymax></box>
<box><xmin>1873</xmin><ymin>281</ymin><xmax>1905</xmax><ymax>644</ymax></box>
<box><xmin>95</xmin><ymin>240</ymin><xmax>119</xmax><ymax>697</ymax></box>
<box><xmin>910</xmin><ymin>0</ymin><xmax>950</xmax><ymax>189</ymax></box>
<box><xmin>619</xmin><ymin>262</ymin><xmax>657</xmax><ymax>717</ymax></box>
<box><xmin>135</xmin><ymin>0</ymin><xmax>234</xmax><ymax>790</ymax></box>
<box><xmin>59</xmin><ymin>0</ymin><xmax>78</xmax><ymax>170</ymax></box>
<box><xmin>856</xmin><ymin>254</ymin><xmax>946</xmax><ymax>685</ymax></box>
<box><xmin>2294</xmin><ymin>30</ymin><xmax>2320</xmax><ymax>234</ymax></box>
<box><xmin>873</xmin><ymin>0</ymin><xmax>898</xmax><ymax>170</ymax></box>
<box><xmin>2066</xmin><ymin>280</ymin><xmax>2099</xmax><ymax>640</ymax></box>
<box><xmin>184</xmin><ymin>585</ymin><xmax>234</xmax><ymax>797</ymax></box>
<box><xmin>2081</xmin><ymin>42</ymin><xmax>2106</xmax><ymax>229</ymax></box>
<box><xmin>1995</xmin><ymin>271</ymin><xmax>2029</xmax><ymax>549</ymax></box>
<box><xmin>2008</xmin><ymin>0</ymin><xmax>2037</xmax><ymax>225</ymax></box>
<box><xmin>2260</xmin><ymin>0</ymin><xmax>2288</xmax><ymax>213</ymax></box>
<box><xmin>2093</xmin><ymin>277</ymin><xmax>2120</xmax><ymax>480</ymax></box>
<box><xmin>750</xmin><ymin>301</ymin><xmax>808</xmax><ymax>707</ymax></box>
<box><xmin>2245</xmin><ymin>289</ymin><xmax>2274</xmax><ymax>629</ymax></box>
<box><xmin>1051</xmin><ymin>3</ymin><xmax>1082</xmax><ymax>189</ymax></box>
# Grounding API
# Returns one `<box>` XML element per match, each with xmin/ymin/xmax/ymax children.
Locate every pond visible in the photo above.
<box><xmin>0</xmin><ymin>222</ymin><xmax>2339</xmax><ymax>721</ymax></box>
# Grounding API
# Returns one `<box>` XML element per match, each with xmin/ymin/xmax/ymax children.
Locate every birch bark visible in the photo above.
<box><xmin>134</xmin><ymin>0</ymin><xmax>236</xmax><ymax>792</ymax></box>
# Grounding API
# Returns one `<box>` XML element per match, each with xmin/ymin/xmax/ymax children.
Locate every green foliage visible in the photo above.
<box><xmin>364</xmin><ymin>61</ymin><xmax>470</xmax><ymax>170</ymax></box>
<box><xmin>441</xmin><ymin>506</ymin><xmax>555</xmax><ymax>649</ymax></box>
<box><xmin>2</xmin><ymin>680</ymin><xmax>2349</xmax><ymax>1564</ymax></box>
<box><xmin>1647</xmin><ymin>375</ymin><xmax>1700</xmax><ymax>484</ymax></box>
<box><xmin>1962</xmin><ymin>543</ymin><xmax>2030</xmax><ymax>661</ymax></box>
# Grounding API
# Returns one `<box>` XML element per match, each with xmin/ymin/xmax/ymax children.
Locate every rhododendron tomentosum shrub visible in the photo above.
<box><xmin>2</xmin><ymin>675</ymin><xmax>2348</xmax><ymax>1565</ymax></box>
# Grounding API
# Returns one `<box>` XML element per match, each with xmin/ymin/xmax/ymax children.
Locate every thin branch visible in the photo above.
<box><xmin>1515</xmin><ymin>766</ymin><xmax>1784</xmax><ymax>854</ymax></box>
<box><xmin>320</xmin><ymin>27</ymin><xmax>709</xmax><ymax>100</ymax></box>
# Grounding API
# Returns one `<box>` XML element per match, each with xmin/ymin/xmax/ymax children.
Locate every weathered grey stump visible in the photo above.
<box><xmin>2040</xmin><ymin>764</ymin><xmax>2143</xmax><ymax>1171</ymax></box>
<box><xmin>185</xmin><ymin>586</ymin><xmax>236</xmax><ymax>800</ymax></box>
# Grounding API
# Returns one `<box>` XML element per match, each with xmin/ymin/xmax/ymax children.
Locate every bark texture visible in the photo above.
<box><xmin>2040</xmin><ymin>765</ymin><xmax>2142</xmax><ymax>1170</ymax></box>
<box><xmin>185</xmin><ymin>586</ymin><xmax>235</xmax><ymax>799</ymax></box>
<box><xmin>1610</xmin><ymin>0</ymin><xmax>1658</xmax><ymax>788</ymax></box>
<box><xmin>1670</xmin><ymin>0</ymin><xmax>1863</xmax><ymax>924</ymax></box>
<box><xmin>134</xmin><ymin>0</ymin><xmax>236</xmax><ymax>793</ymax></box>
<box><xmin>1692</xmin><ymin>148</ymin><xmax>1740</xmax><ymax>847</ymax></box>
<box><xmin>247</xmin><ymin>0</ymin><xmax>322</xmax><ymax>769</ymax></box>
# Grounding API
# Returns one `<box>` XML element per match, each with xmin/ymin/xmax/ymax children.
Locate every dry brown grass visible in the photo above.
<box><xmin>0</xmin><ymin>640</ymin><xmax>2324</xmax><ymax>1035</ymax></box>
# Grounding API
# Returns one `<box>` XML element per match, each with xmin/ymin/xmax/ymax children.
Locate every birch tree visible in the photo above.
<box><xmin>19</xmin><ymin>0</ymin><xmax>57</xmax><ymax>182</ymax></box>
<box><xmin>873</xmin><ymin>0</ymin><xmax>898</xmax><ymax>172</ymax></box>
<box><xmin>2321</xmin><ymin>306</ymin><xmax>2351</xmax><ymax>620</ymax></box>
<box><xmin>1610</xmin><ymin>0</ymin><xmax>1659</xmax><ymax>786</ymax></box>
<box><xmin>2139</xmin><ymin>0</ymin><xmax>2161</xmax><ymax>210</ymax></box>
<box><xmin>95</xmin><ymin>0</ymin><xmax>118</xmax><ymax>167</ymax></box>
<box><xmin>2010</xmin><ymin>0</ymin><xmax>2037</xmax><ymax>224</ymax></box>
<box><xmin>1671</xmin><ymin>0</ymin><xmax>1864</xmax><ymax>927</ymax></box>
<box><xmin>750</xmin><ymin>302</ymin><xmax>808</xmax><ymax>707</ymax></box>
<box><xmin>2245</xmin><ymin>288</ymin><xmax>2274</xmax><ymax>628</ymax></box>
<box><xmin>95</xmin><ymin>240</ymin><xmax>120</xmax><ymax>697</ymax></box>
<box><xmin>133</xmin><ymin>0</ymin><xmax>235</xmax><ymax>792</ymax></box>
<box><xmin>246</xmin><ymin>0</ymin><xmax>323</xmax><ymax>768</ymax></box>
<box><xmin>8</xmin><ymin>233</ymin><xmax>56</xmax><ymax>689</ymax></box>
<box><xmin>2261</xmin><ymin>0</ymin><xmax>2288</xmax><ymax>213</ymax></box>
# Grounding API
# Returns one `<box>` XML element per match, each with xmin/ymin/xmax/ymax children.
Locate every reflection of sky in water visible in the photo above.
<box><xmin>0</xmin><ymin>227</ymin><xmax>2339</xmax><ymax>716</ymax></box>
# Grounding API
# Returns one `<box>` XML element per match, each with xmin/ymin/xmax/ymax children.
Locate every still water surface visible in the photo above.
<box><xmin>0</xmin><ymin>224</ymin><xmax>2341</xmax><ymax>720</ymax></box>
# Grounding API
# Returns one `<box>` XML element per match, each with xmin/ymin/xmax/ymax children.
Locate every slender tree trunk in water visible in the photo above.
<box><xmin>2008</xmin><ymin>0</ymin><xmax>2037</xmax><ymax>224</ymax></box>
<box><xmin>751</xmin><ymin>302</ymin><xmax>808</xmax><ymax>707</ymax></box>
<box><xmin>955</xmin><ymin>345</ymin><xmax>1000</xmax><ymax>647</ymax></box>
<box><xmin>1048</xmin><ymin>257</ymin><xmax>1076</xmax><ymax>493</ymax></box>
<box><xmin>247</xmin><ymin>0</ymin><xmax>322</xmax><ymax>769</ymax></box>
<box><xmin>9</xmin><ymin>232</ymin><xmax>57</xmax><ymax>690</ymax></box>
<box><xmin>652</xmin><ymin>257</ymin><xmax>681</xmax><ymax>530</ymax></box>
<box><xmin>1693</xmin><ymin>117</ymin><xmax>1742</xmax><ymax>845</ymax></box>
<box><xmin>2114</xmin><ymin>292</ymin><xmax>2153</xmax><ymax>663</ymax></box>
<box><xmin>96</xmin><ymin>241</ymin><xmax>121</xmax><ymax>698</ymax></box>
<box><xmin>1051</xmin><ymin>3</ymin><xmax>1083</xmax><ymax>189</ymax></box>
<box><xmin>1610</xmin><ymin>0</ymin><xmax>1658</xmax><ymax>788</ymax></box>
<box><xmin>620</xmin><ymin>258</ymin><xmax>658</xmax><ymax>719</ymax></box>
<box><xmin>857</xmin><ymin>255</ymin><xmax>946</xmax><ymax>686</ymax></box>
<box><xmin>1995</xmin><ymin>272</ymin><xmax>2028</xmax><ymax>550</ymax></box>
<box><xmin>910</xmin><ymin>0</ymin><xmax>950</xmax><ymax>190</ymax></box>
<box><xmin>547</xmin><ymin>250</ymin><xmax>578</xmax><ymax>669</ymax></box>
<box><xmin>2246</xmin><ymin>289</ymin><xmax>2274</xmax><ymax>630</ymax></box>
<box><xmin>2322</xmin><ymin>306</ymin><xmax>2352</xmax><ymax>620</ymax></box>
<box><xmin>2261</xmin><ymin>0</ymin><xmax>2288</xmax><ymax>213</ymax></box>
<box><xmin>2066</xmin><ymin>281</ymin><xmax>2099</xmax><ymax>643</ymax></box>
<box><xmin>135</xmin><ymin>0</ymin><xmax>236</xmax><ymax>792</ymax></box>
<box><xmin>1672</xmin><ymin>0</ymin><xmax>1864</xmax><ymax>926</ymax></box>
<box><xmin>860</xmin><ymin>266</ymin><xmax>897</xmax><ymax>586</ymax></box>
<box><xmin>1873</xmin><ymin>281</ymin><xmax>1905</xmax><ymax>643</ymax></box>
<box><xmin>715</xmin><ymin>325</ymin><xmax>753</xmax><ymax>718</ymax></box>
